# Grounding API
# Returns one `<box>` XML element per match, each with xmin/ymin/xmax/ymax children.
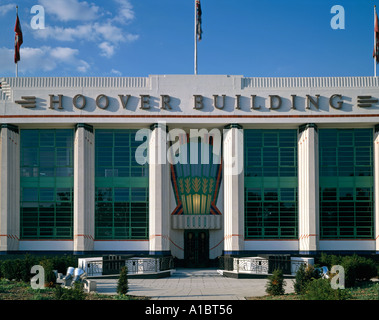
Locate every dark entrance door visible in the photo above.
<box><xmin>184</xmin><ymin>230</ymin><xmax>209</xmax><ymax>268</ymax></box>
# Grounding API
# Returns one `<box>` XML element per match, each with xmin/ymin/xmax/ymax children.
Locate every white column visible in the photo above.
<box><xmin>298</xmin><ymin>124</ymin><xmax>319</xmax><ymax>254</ymax></box>
<box><xmin>0</xmin><ymin>125</ymin><xmax>20</xmax><ymax>252</ymax></box>
<box><xmin>223</xmin><ymin>124</ymin><xmax>244</xmax><ymax>255</ymax></box>
<box><xmin>374</xmin><ymin>125</ymin><xmax>379</xmax><ymax>253</ymax></box>
<box><xmin>149</xmin><ymin>123</ymin><xmax>170</xmax><ymax>255</ymax></box>
<box><xmin>74</xmin><ymin>124</ymin><xmax>95</xmax><ymax>253</ymax></box>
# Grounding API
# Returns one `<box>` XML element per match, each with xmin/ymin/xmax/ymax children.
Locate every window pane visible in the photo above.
<box><xmin>20</xmin><ymin>129</ymin><xmax>73</xmax><ymax>240</ymax></box>
<box><xmin>319</xmin><ymin>129</ymin><xmax>373</xmax><ymax>239</ymax></box>
<box><xmin>95</xmin><ymin>130</ymin><xmax>149</xmax><ymax>240</ymax></box>
<box><xmin>244</xmin><ymin>129</ymin><xmax>297</xmax><ymax>239</ymax></box>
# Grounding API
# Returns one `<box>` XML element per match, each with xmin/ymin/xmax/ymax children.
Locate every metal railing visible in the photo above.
<box><xmin>103</xmin><ymin>255</ymin><xmax>127</xmax><ymax>275</ymax></box>
<box><xmin>268</xmin><ymin>255</ymin><xmax>291</xmax><ymax>274</ymax></box>
<box><xmin>85</xmin><ymin>255</ymin><xmax>174</xmax><ymax>276</ymax></box>
<box><xmin>126</xmin><ymin>256</ymin><xmax>174</xmax><ymax>274</ymax></box>
<box><xmin>219</xmin><ymin>255</ymin><xmax>293</xmax><ymax>275</ymax></box>
<box><xmin>84</xmin><ymin>260</ymin><xmax>103</xmax><ymax>276</ymax></box>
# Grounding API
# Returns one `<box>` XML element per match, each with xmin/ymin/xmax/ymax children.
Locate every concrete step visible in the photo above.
<box><xmin>172</xmin><ymin>268</ymin><xmax>222</xmax><ymax>277</ymax></box>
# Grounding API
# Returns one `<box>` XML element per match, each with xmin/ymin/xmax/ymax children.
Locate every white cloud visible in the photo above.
<box><xmin>34</xmin><ymin>22</ymin><xmax>138</xmax><ymax>47</ymax></box>
<box><xmin>21</xmin><ymin>47</ymin><xmax>57</xmax><ymax>72</ymax></box>
<box><xmin>125</xmin><ymin>34</ymin><xmax>139</xmax><ymax>42</ymax></box>
<box><xmin>38</xmin><ymin>0</ymin><xmax>100</xmax><ymax>22</ymax></box>
<box><xmin>33</xmin><ymin>21</ymin><xmax>139</xmax><ymax>59</ymax></box>
<box><xmin>93</xmin><ymin>22</ymin><xmax>125</xmax><ymax>44</ymax></box>
<box><xmin>50</xmin><ymin>47</ymin><xmax>79</xmax><ymax>61</ymax></box>
<box><xmin>113</xmin><ymin>0</ymin><xmax>135</xmax><ymax>23</ymax></box>
<box><xmin>110</xmin><ymin>68</ymin><xmax>122</xmax><ymax>76</ymax></box>
<box><xmin>0</xmin><ymin>46</ymin><xmax>90</xmax><ymax>74</ymax></box>
<box><xmin>35</xmin><ymin>24</ymin><xmax>95</xmax><ymax>42</ymax></box>
<box><xmin>17</xmin><ymin>0</ymin><xmax>140</xmax><ymax>74</ymax></box>
<box><xmin>76</xmin><ymin>60</ymin><xmax>90</xmax><ymax>73</ymax></box>
<box><xmin>0</xmin><ymin>3</ymin><xmax>15</xmax><ymax>16</ymax></box>
<box><xmin>99</xmin><ymin>42</ymin><xmax>115</xmax><ymax>57</ymax></box>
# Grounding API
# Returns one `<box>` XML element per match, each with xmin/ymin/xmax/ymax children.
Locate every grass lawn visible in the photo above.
<box><xmin>0</xmin><ymin>278</ymin><xmax>148</xmax><ymax>300</ymax></box>
<box><xmin>247</xmin><ymin>280</ymin><xmax>379</xmax><ymax>300</ymax></box>
<box><xmin>0</xmin><ymin>277</ymin><xmax>378</xmax><ymax>301</ymax></box>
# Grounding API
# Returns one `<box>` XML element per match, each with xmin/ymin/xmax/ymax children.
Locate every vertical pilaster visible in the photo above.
<box><xmin>223</xmin><ymin>124</ymin><xmax>244</xmax><ymax>255</ymax></box>
<box><xmin>0</xmin><ymin>124</ymin><xmax>20</xmax><ymax>252</ymax></box>
<box><xmin>374</xmin><ymin>125</ymin><xmax>379</xmax><ymax>253</ymax></box>
<box><xmin>298</xmin><ymin>123</ymin><xmax>319</xmax><ymax>254</ymax></box>
<box><xmin>74</xmin><ymin>124</ymin><xmax>95</xmax><ymax>253</ymax></box>
<box><xmin>149</xmin><ymin>123</ymin><xmax>170</xmax><ymax>255</ymax></box>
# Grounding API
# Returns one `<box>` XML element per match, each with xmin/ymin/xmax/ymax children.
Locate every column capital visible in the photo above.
<box><xmin>1</xmin><ymin>124</ymin><xmax>19</xmax><ymax>134</ymax></box>
<box><xmin>299</xmin><ymin>123</ymin><xmax>318</xmax><ymax>133</ymax></box>
<box><xmin>75</xmin><ymin>123</ymin><xmax>93</xmax><ymax>133</ymax></box>
<box><xmin>224</xmin><ymin>123</ymin><xmax>243</xmax><ymax>130</ymax></box>
<box><xmin>150</xmin><ymin>123</ymin><xmax>169</xmax><ymax>132</ymax></box>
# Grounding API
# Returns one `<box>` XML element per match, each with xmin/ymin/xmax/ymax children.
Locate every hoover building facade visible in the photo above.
<box><xmin>0</xmin><ymin>74</ymin><xmax>378</xmax><ymax>266</ymax></box>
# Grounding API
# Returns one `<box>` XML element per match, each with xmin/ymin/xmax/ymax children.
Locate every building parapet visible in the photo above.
<box><xmin>241</xmin><ymin>76</ymin><xmax>379</xmax><ymax>89</ymax></box>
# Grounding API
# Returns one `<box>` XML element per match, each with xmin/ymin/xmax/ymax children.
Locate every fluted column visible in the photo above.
<box><xmin>0</xmin><ymin>124</ymin><xmax>20</xmax><ymax>252</ymax></box>
<box><xmin>298</xmin><ymin>123</ymin><xmax>319</xmax><ymax>254</ymax></box>
<box><xmin>73</xmin><ymin>124</ymin><xmax>95</xmax><ymax>253</ymax></box>
<box><xmin>149</xmin><ymin>123</ymin><xmax>170</xmax><ymax>255</ymax></box>
<box><xmin>374</xmin><ymin>125</ymin><xmax>379</xmax><ymax>253</ymax></box>
<box><xmin>223</xmin><ymin>124</ymin><xmax>244</xmax><ymax>255</ymax></box>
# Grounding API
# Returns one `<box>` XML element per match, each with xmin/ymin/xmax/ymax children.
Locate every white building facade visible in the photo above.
<box><xmin>0</xmin><ymin>75</ymin><xmax>378</xmax><ymax>266</ymax></box>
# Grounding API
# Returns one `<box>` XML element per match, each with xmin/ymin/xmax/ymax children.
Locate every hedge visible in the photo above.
<box><xmin>318</xmin><ymin>253</ymin><xmax>377</xmax><ymax>287</ymax></box>
<box><xmin>0</xmin><ymin>255</ymin><xmax>78</xmax><ymax>284</ymax></box>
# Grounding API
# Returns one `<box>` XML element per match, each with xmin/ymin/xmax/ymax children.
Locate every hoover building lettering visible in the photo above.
<box><xmin>13</xmin><ymin>93</ymin><xmax>379</xmax><ymax>112</ymax></box>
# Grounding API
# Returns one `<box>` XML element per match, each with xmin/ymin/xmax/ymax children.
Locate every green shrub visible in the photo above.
<box><xmin>37</xmin><ymin>255</ymin><xmax>78</xmax><ymax>287</ymax></box>
<box><xmin>39</xmin><ymin>258</ymin><xmax>56</xmax><ymax>287</ymax></box>
<box><xmin>317</xmin><ymin>254</ymin><xmax>377</xmax><ymax>288</ymax></box>
<box><xmin>303</xmin><ymin>278</ymin><xmax>351</xmax><ymax>300</ymax></box>
<box><xmin>53</xmin><ymin>255</ymin><xmax>78</xmax><ymax>274</ymax></box>
<box><xmin>318</xmin><ymin>253</ymin><xmax>341</xmax><ymax>269</ymax></box>
<box><xmin>0</xmin><ymin>255</ymin><xmax>79</xmax><ymax>284</ymax></box>
<box><xmin>293</xmin><ymin>264</ymin><xmax>320</xmax><ymax>295</ymax></box>
<box><xmin>117</xmin><ymin>266</ymin><xmax>128</xmax><ymax>295</ymax></box>
<box><xmin>20</xmin><ymin>255</ymin><xmax>38</xmax><ymax>282</ymax></box>
<box><xmin>340</xmin><ymin>255</ymin><xmax>377</xmax><ymax>287</ymax></box>
<box><xmin>1</xmin><ymin>259</ymin><xmax>20</xmax><ymax>281</ymax></box>
<box><xmin>265</xmin><ymin>269</ymin><xmax>286</xmax><ymax>296</ymax></box>
<box><xmin>54</xmin><ymin>285</ymin><xmax>65</xmax><ymax>299</ymax></box>
<box><xmin>0</xmin><ymin>256</ymin><xmax>34</xmax><ymax>282</ymax></box>
<box><xmin>54</xmin><ymin>282</ymin><xmax>85</xmax><ymax>300</ymax></box>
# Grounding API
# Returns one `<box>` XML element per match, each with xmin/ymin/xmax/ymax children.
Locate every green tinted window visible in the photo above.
<box><xmin>95</xmin><ymin>130</ymin><xmax>148</xmax><ymax>240</ymax></box>
<box><xmin>20</xmin><ymin>129</ymin><xmax>74</xmax><ymax>239</ymax></box>
<box><xmin>319</xmin><ymin>129</ymin><xmax>374</xmax><ymax>239</ymax></box>
<box><xmin>244</xmin><ymin>130</ymin><xmax>298</xmax><ymax>239</ymax></box>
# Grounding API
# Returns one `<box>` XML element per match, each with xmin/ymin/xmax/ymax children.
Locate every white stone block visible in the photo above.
<box><xmin>291</xmin><ymin>257</ymin><xmax>314</xmax><ymax>275</ymax></box>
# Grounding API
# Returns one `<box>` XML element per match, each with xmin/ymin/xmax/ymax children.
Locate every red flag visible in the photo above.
<box><xmin>374</xmin><ymin>8</ymin><xmax>379</xmax><ymax>63</ymax></box>
<box><xmin>14</xmin><ymin>14</ymin><xmax>23</xmax><ymax>64</ymax></box>
<box><xmin>196</xmin><ymin>0</ymin><xmax>202</xmax><ymax>41</ymax></box>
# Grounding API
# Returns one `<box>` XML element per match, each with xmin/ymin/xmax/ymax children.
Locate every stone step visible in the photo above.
<box><xmin>172</xmin><ymin>268</ymin><xmax>222</xmax><ymax>277</ymax></box>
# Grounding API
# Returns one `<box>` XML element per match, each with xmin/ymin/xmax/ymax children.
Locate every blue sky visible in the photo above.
<box><xmin>0</xmin><ymin>0</ymin><xmax>376</xmax><ymax>77</ymax></box>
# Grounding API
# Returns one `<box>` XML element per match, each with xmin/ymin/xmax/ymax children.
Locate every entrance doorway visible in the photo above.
<box><xmin>184</xmin><ymin>230</ymin><xmax>209</xmax><ymax>268</ymax></box>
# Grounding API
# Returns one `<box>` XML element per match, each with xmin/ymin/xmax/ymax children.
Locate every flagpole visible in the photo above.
<box><xmin>16</xmin><ymin>5</ymin><xmax>18</xmax><ymax>78</ymax></box>
<box><xmin>194</xmin><ymin>0</ymin><xmax>198</xmax><ymax>75</ymax></box>
<box><xmin>375</xmin><ymin>5</ymin><xmax>377</xmax><ymax>77</ymax></box>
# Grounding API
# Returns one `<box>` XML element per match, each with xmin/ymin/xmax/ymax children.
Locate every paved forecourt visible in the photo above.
<box><xmin>93</xmin><ymin>268</ymin><xmax>294</xmax><ymax>300</ymax></box>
